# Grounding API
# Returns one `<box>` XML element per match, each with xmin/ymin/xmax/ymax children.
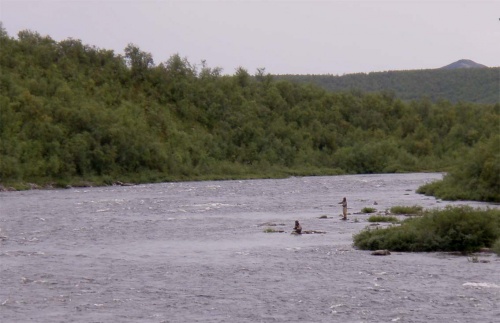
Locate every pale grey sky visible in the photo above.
<box><xmin>1</xmin><ymin>0</ymin><xmax>499</xmax><ymax>75</ymax></box>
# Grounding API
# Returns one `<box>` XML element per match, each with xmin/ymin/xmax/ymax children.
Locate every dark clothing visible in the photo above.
<box><xmin>294</xmin><ymin>221</ymin><xmax>302</xmax><ymax>234</ymax></box>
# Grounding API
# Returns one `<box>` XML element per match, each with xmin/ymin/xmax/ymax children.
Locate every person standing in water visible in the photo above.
<box><xmin>293</xmin><ymin>220</ymin><xmax>302</xmax><ymax>234</ymax></box>
<box><xmin>339</xmin><ymin>197</ymin><xmax>347</xmax><ymax>220</ymax></box>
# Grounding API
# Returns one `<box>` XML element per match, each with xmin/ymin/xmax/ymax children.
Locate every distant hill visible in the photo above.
<box><xmin>274</xmin><ymin>63</ymin><xmax>499</xmax><ymax>104</ymax></box>
<box><xmin>440</xmin><ymin>59</ymin><xmax>488</xmax><ymax>69</ymax></box>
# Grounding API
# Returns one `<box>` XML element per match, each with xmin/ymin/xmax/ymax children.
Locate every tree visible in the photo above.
<box><xmin>124</xmin><ymin>43</ymin><xmax>154</xmax><ymax>82</ymax></box>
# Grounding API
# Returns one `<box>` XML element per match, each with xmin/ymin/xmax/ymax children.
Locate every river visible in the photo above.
<box><xmin>0</xmin><ymin>173</ymin><xmax>499</xmax><ymax>322</ymax></box>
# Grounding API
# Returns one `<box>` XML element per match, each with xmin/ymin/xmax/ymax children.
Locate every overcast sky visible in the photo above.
<box><xmin>1</xmin><ymin>0</ymin><xmax>499</xmax><ymax>75</ymax></box>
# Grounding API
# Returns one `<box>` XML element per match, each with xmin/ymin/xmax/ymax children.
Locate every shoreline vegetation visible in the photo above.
<box><xmin>354</xmin><ymin>206</ymin><xmax>500</xmax><ymax>255</ymax></box>
<box><xmin>0</xmin><ymin>166</ymin><xmax>346</xmax><ymax>191</ymax></box>
<box><xmin>0</xmin><ymin>25</ymin><xmax>498</xmax><ymax>203</ymax></box>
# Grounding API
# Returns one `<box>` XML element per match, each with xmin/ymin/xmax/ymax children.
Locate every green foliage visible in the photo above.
<box><xmin>492</xmin><ymin>238</ymin><xmax>500</xmax><ymax>256</ymax></box>
<box><xmin>276</xmin><ymin>68</ymin><xmax>500</xmax><ymax>104</ymax></box>
<box><xmin>361</xmin><ymin>207</ymin><xmax>377</xmax><ymax>213</ymax></box>
<box><xmin>353</xmin><ymin>206</ymin><xmax>500</xmax><ymax>253</ymax></box>
<box><xmin>263</xmin><ymin>227</ymin><xmax>282</xmax><ymax>233</ymax></box>
<box><xmin>0</xmin><ymin>27</ymin><xmax>499</xmax><ymax>198</ymax></box>
<box><xmin>390</xmin><ymin>205</ymin><xmax>423</xmax><ymax>215</ymax></box>
<box><xmin>417</xmin><ymin>135</ymin><xmax>500</xmax><ymax>202</ymax></box>
<box><xmin>368</xmin><ymin>215</ymin><xmax>399</xmax><ymax>223</ymax></box>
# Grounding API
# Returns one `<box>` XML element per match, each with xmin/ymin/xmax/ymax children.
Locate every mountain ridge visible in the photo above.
<box><xmin>440</xmin><ymin>59</ymin><xmax>488</xmax><ymax>70</ymax></box>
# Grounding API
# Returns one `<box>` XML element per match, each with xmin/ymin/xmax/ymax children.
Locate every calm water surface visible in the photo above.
<box><xmin>0</xmin><ymin>173</ymin><xmax>499</xmax><ymax>322</ymax></box>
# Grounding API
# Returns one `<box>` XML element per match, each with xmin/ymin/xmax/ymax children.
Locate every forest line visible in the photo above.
<box><xmin>276</xmin><ymin>65</ymin><xmax>500</xmax><ymax>104</ymax></box>
<box><xmin>0</xmin><ymin>26</ymin><xmax>498</xmax><ymax>201</ymax></box>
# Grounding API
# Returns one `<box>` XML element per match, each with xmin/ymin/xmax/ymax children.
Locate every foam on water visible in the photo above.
<box><xmin>463</xmin><ymin>282</ymin><xmax>500</xmax><ymax>288</ymax></box>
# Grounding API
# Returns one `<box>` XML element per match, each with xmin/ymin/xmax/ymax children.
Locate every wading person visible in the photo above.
<box><xmin>293</xmin><ymin>220</ymin><xmax>302</xmax><ymax>234</ymax></box>
<box><xmin>339</xmin><ymin>197</ymin><xmax>347</xmax><ymax>220</ymax></box>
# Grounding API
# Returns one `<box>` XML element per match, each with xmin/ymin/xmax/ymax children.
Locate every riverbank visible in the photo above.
<box><xmin>0</xmin><ymin>166</ymin><xmax>344</xmax><ymax>192</ymax></box>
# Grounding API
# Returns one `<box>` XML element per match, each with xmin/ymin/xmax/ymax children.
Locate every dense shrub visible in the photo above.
<box><xmin>492</xmin><ymin>238</ymin><xmax>500</xmax><ymax>256</ymax></box>
<box><xmin>390</xmin><ymin>205</ymin><xmax>423</xmax><ymax>215</ymax></box>
<box><xmin>368</xmin><ymin>215</ymin><xmax>399</xmax><ymax>223</ymax></box>
<box><xmin>353</xmin><ymin>206</ymin><xmax>500</xmax><ymax>253</ymax></box>
<box><xmin>361</xmin><ymin>207</ymin><xmax>377</xmax><ymax>214</ymax></box>
<box><xmin>417</xmin><ymin>135</ymin><xmax>500</xmax><ymax>202</ymax></box>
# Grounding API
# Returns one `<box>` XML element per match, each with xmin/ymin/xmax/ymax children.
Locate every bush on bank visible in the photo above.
<box><xmin>390</xmin><ymin>205</ymin><xmax>423</xmax><ymax>215</ymax></box>
<box><xmin>492</xmin><ymin>238</ymin><xmax>500</xmax><ymax>256</ymax></box>
<box><xmin>417</xmin><ymin>135</ymin><xmax>500</xmax><ymax>203</ymax></box>
<box><xmin>353</xmin><ymin>206</ymin><xmax>500</xmax><ymax>253</ymax></box>
<box><xmin>368</xmin><ymin>215</ymin><xmax>400</xmax><ymax>223</ymax></box>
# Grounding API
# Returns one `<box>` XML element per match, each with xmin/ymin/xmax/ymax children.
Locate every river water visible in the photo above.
<box><xmin>0</xmin><ymin>173</ymin><xmax>499</xmax><ymax>323</ymax></box>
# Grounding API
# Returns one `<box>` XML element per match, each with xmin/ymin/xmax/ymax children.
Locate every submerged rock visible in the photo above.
<box><xmin>371</xmin><ymin>250</ymin><xmax>391</xmax><ymax>256</ymax></box>
<box><xmin>114</xmin><ymin>181</ymin><xmax>134</xmax><ymax>186</ymax></box>
<box><xmin>302</xmin><ymin>230</ymin><xmax>326</xmax><ymax>234</ymax></box>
